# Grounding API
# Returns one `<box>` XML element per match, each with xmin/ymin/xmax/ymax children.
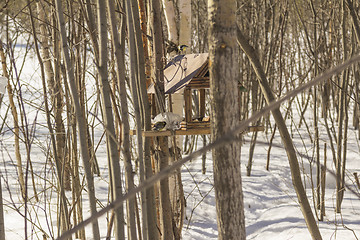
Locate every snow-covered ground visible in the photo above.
<box><xmin>182</xmin><ymin>130</ymin><xmax>360</xmax><ymax>239</ymax></box>
<box><xmin>0</xmin><ymin>45</ymin><xmax>359</xmax><ymax>239</ymax></box>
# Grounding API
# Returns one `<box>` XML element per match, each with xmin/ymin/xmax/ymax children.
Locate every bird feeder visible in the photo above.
<box><xmin>147</xmin><ymin>53</ymin><xmax>211</xmax><ymax>136</ymax></box>
<box><xmin>132</xmin><ymin>53</ymin><xmax>263</xmax><ymax>137</ymax></box>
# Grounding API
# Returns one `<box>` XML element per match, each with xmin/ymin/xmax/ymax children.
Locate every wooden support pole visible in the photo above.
<box><xmin>184</xmin><ymin>87</ymin><xmax>192</xmax><ymax>122</ymax></box>
<box><xmin>199</xmin><ymin>89</ymin><xmax>205</xmax><ymax>119</ymax></box>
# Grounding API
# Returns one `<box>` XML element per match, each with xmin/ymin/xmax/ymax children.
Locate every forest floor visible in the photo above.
<box><xmin>2</xmin><ymin>109</ymin><xmax>360</xmax><ymax>240</ymax></box>
<box><xmin>182</xmin><ymin>127</ymin><xmax>360</xmax><ymax>239</ymax></box>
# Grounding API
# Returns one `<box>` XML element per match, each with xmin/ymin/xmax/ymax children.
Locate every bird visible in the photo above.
<box><xmin>152</xmin><ymin>112</ymin><xmax>183</xmax><ymax>131</ymax></box>
<box><xmin>166</xmin><ymin>40</ymin><xmax>178</xmax><ymax>54</ymax></box>
<box><xmin>177</xmin><ymin>44</ymin><xmax>188</xmax><ymax>54</ymax></box>
<box><xmin>239</xmin><ymin>85</ymin><xmax>247</xmax><ymax>92</ymax></box>
<box><xmin>165</xmin><ymin>40</ymin><xmax>189</xmax><ymax>55</ymax></box>
<box><xmin>152</xmin><ymin>121</ymin><xmax>167</xmax><ymax>131</ymax></box>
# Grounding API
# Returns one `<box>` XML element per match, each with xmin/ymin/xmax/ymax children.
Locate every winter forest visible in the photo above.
<box><xmin>0</xmin><ymin>0</ymin><xmax>360</xmax><ymax>239</ymax></box>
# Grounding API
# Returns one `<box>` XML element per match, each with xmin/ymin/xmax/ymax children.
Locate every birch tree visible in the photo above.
<box><xmin>336</xmin><ymin>0</ymin><xmax>350</xmax><ymax>213</ymax></box>
<box><xmin>0</xmin><ymin>36</ymin><xmax>25</xmax><ymax>200</ymax></box>
<box><xmin>0</xmin><ymin>77</ymin><xmax>7</xmax><ymax>240</ymax></box>
<box><xmin>163</xmin><ymin>0</ymin><xmax>178</xmax><ymax>46</ymax></box>
<box><xmin>0</xmin><ymin>177</ymin><xmax>4</xmax><ymax>240</ymax></box>
<box><xmin>28</xmin><ymin>1</ymin><xmax>71</xmax><ymax>235</ymax></box>
<box><xmin>179</xmin><ymin>0</ymin><xmax>191</xmax><ymax>51</ymax></box>
<box><xmin>36</xmin><ymin>2</ymin><xmax>68</xmax><ymax>190</ymax></box>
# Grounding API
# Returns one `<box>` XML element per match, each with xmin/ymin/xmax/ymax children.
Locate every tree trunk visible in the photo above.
<box><xmin>336</xmin><ymin>0</ymin><xmax>349</xmax><ymax>213</ymax></box>
<box><xmin>155</xmin><ymin>137</ymin><xmax>174</xmax><ymax>240</ymax></box>
<box><xmin>163</xmin><ymin>1</ymin><xmax>187</xmax><ymax>238</ymax></box>
<box><xmin>97</xmin><ymin>1</ymin><xmax>126</xmax><ymax>239</ymax></box>
<box><xmin>28</xmin><ymin>1</ymin><xmax>71</xmax><ymax>235</ymax></box>
<box><xmin>179</xmin><ymin>0</ymin><xmax>191</xmax><ymax>51</ymax></box>
<box><xmin>0</xmin><ymin>40</ymin><xmax>25</xmax><ymax>200</ymax></box>
<box><xmin>124</xmin><ymin>0</ymin><xmax>143</xmax><ymax>239</ymax></box>
<box><xmin>127</xmin><ymin>0</ymin><xmax>159</xmax><ymax>238</ymax></box>
<box><xmin>162</xmin><ymin>0</ymin><xmax>178</xmax><ymax>45</ymax></box>
<box><xmin>37</xmin><ymin>2</ymin><xmax>69</xmax><ymax>191</ymax></box>
<box><xmin>208</xmin><ymin>0</ymin><xmax>245</xmax><ymax>239</ymax></box>
<box><xmin>151</xmin><ymin>0</ymin><xmax>174</xmax><ymax>239</ymax></box>
<box><xmin>346</xmin><ymin>0</ymin><xmax>360</xmax><ymax>45</ymax></box>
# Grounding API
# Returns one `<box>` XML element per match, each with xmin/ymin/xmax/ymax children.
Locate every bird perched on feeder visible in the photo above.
<box><xmin>152</xmin><ymin>112</ymin><xmax>183</xmax><ymax>131</ymax></box>
<box><xmin>166</xmin><ymin>40</ymin><xmax>178</xmax><ymax>54</ymax></box>
<box><xmin>177</xmin><ymin>44</ymin><xmax>188</xmax><ymax>54</ymax></box>
<box><xmin>152</xmin><ymin>121</ymin><xmax>167</xmax><ymax>131</ymax></box>
<box><xmin>165</xmin><ymin>40</ymin><xmax>189</xmax><ymax>55</ymax></box>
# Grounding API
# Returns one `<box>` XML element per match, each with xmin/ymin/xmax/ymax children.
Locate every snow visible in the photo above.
<box><xmin>0</xmin><ymin>45</ymin><xmax>359</xmax><ymax>240</ymax></box>
<box><xmin>182</xmin><ymin>132</ymin><xmax>360</xmax><ymax>239</ymax></box>
<box><xmin>182</xmin><ymin>121</ymin><xmax>360</xmax><ymax>240</ymax></box>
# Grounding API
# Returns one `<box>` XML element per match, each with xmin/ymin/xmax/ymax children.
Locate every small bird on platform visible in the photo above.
<box><xmin>152</xmin><ymin>112</ymin><xmax>183</xmax><ymax>131</ymax></box>
<box><xmin>152</xmin><ymin>121</ymin><xmax>167</xmax><ymax>131</ymax></box>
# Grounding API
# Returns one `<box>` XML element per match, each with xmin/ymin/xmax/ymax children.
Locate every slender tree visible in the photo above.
<box><xmin>336</xmin><ymin>0</ymin><xmax>350</xmax><ymax>213</ymax></box>
<box><xmin>123</xmin><ymin>0</ymin><xmax>142</xmax><ymax>238</ymax></box>
<box><xmin>0</xmin><ymin>38</ymin><xmax>25</xmax><ymax>201</ymax></box>
<box><xmin>0</xmin><ymin>78</ymin><xmax>7</xmax><ymax>240</ymax></box>
<box><xmin>36</xmin><ymin>2</ymin><xmax>68</xmax><ymax>190</ymax></box>
<box><xmin>28</xmin><ymin>1</ymin><xmax>71</xmax><ymax>235</ymax></box>
<box><xmin>126</xmin><ymin>0</ymin><xmax>159</xmax><ymax>238</ymax></box>
<box><xmin>54</xmin><ymin>0</ymin><xmax>100</xmax><ymax>238</ymax></box>
<box><xmin>150</xmin><ymin>0</ymin><xmax>174</xmax><ymax>239</ymax></box>
<box><xmin>97</xmin><ymin>0</ymin><xmax>126</xmax><ymax>238</ymax></box>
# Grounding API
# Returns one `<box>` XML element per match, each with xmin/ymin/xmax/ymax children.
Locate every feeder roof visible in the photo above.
<box><xmin>147</xmin><ymin>53</ymin><xmax>209</xmax><ymax>94</ymax></box>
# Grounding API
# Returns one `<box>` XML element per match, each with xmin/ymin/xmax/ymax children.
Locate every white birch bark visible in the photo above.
<box><xmin>172</xmin><ymin>0</ymin><xmax>192</xmax><ymax>149</ymax></box>
<box><xmin>0</xmin><ymin>39</ymin><xmax>25</xmax><ymax>200</ymax></box>
<box><xmin>179</xmin><ymin>0</ymin><xmax>191</xmax><ymax>51</ymax></box>
<box><xmin>162</xmin><ymin>0</ymin><xmax>178</xmax><ymax>44</ymax></box>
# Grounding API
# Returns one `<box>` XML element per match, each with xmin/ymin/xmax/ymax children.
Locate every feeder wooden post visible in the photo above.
<box><xmin>184</xmin><ymin>87</ymin><xmax>192</xmax><ymax>122</ymax></box>
<box><xmin>199</xmin><ymin>89</ymin><xmax>206</xmax><ymax>119</ymax></box>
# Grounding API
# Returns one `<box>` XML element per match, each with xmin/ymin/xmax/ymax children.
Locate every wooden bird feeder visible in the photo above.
<box><xmin>133</xmin><ymin>53</ymin><xmax>263</xmax><ymax>137</ymax></box>
<box><xmin>146</xmin><ymin>53</ymin><xmax>211</xmax><ymax>136</ymax></box>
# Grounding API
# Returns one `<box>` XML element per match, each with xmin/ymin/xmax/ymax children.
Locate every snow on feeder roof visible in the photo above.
<box><xmin>147</xmin><ymin>53</ymin><xmax>209</xmax><ymax>94</ymax></box>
